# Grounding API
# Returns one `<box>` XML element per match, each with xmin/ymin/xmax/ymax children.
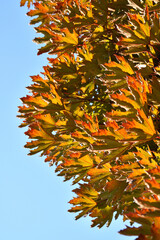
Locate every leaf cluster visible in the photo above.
<box><xmin>19</xmin><ymin>0</ymin><xmax>160</xmax><ymax>239</ymax></box>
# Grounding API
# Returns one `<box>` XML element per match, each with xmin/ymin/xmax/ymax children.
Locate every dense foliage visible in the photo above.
<box><xmin>19</xmin><ymin>0</ymin><xmax>160</xmax><ymax>239</ymax></box>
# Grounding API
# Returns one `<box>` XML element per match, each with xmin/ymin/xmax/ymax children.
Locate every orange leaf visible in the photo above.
<box><xmin>129</xmin><ymin>169</ymin><xmax>146</xmax><ymax>178</ymax></box>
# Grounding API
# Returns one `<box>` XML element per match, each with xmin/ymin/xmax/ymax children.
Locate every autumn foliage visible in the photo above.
<box><xmin>19</xmin><ymin>0</ymin><xmax>160</xmax><ymax>239</ymax></box>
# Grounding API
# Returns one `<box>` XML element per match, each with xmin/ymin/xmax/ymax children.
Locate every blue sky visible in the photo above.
<box><xmin>0</xmin><ymin>2</ymin><xmax>135</xmax><ymax>239</ymax></box>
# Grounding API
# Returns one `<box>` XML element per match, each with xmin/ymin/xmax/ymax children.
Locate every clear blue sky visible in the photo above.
<box><xmin>0</xmin><ymin>2</ymin><xmax>135</xmax><ymax>240</ymax></box>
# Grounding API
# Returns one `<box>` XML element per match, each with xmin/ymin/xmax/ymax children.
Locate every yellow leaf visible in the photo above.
<box><xmin>105</xmin><ymin>56</ymin><xmax>134</xmax><ymax>75</ymax></box>
<box><xmin>34</xmin><ymin>114</ymin><xmax>55</xmax><ymax>126</ymax></box>
<box><xmin>21</xmin><ymin>95</ymin><xmax>48</xmax><ymax>108</ymax></box>
<box><xmin>61</xmin><ymin>29</ymin><xmax>78</xmax><ymax>45</ymax></box>
<box><xmin>50</xmin><ymin>84</ymin><xmax>62</xmax><ymax>105</ymax></box>
<box><xmin>138</xmin><ymin>109</ymin><xmax>156</xmax><ymax>136</ymax></box>
<box><xmin>78</xmin><ymin>155</ymin><xmax>93</xmax><ymax>167</ymax></box>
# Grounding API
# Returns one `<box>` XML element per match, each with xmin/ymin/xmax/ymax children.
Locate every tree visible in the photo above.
<box><xmin>18</xmin><ymin>0</ymin><xmax>160</xmax><ymax>239</ymax></box>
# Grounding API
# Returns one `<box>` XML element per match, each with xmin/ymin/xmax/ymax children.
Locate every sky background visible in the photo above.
<box><xmin>0</xmin><ymin>2</ymin><xmax>135</xmax><ymax>240</ymax></box>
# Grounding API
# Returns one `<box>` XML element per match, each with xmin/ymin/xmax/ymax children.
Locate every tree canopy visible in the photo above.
<box><xmin>19</xmin><ymin>0</ymin><xmax>160</xmax><ymax>239</ymax></box>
